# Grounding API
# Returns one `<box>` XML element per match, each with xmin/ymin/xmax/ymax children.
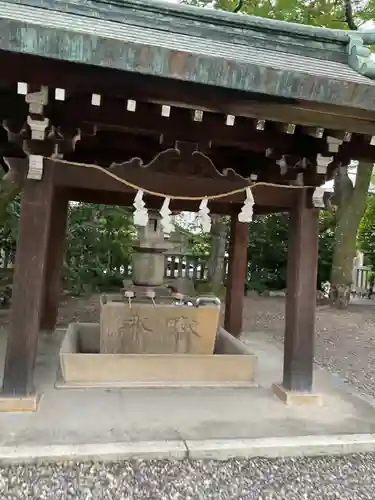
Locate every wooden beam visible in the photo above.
<box><xmin>2</xmin><ymin>87</ymin><xmax>375</xmax><ymax>163</ymax></box>
<box><xmin>2</xmin><ymin>51</ymin><xmax>375</xmax><ymax>135</ymax></box>
<box><xmin>51</xmin><ymin>159</ymin><xmax>298</xmax><ymax>208</ymax></box>
<box><xmin>40</xmin><ymin>188</ymin><xmax>69</xmax><ymax>333</ymax></box>
<box><xmin>52</xmin><ymin>98</ymin><xmax>325</xmax><ymax>155</ymax></box>
<box><xmin>282</xmin><ymin>189</ymin><xmax>319</xmax><ymax>393</ymax></box>
<box><xmin>0</xmin><ymin>90</ymin><xmax>324</xmax><ymax>155</ymax></box>
<box><xmin>7</xmin><ymin>156</ymin><xmax>298</xmax><ymax>209</ymax></box>
<box><xmin>224</xmin><ymin>215</ymin><xmax>248</xmax><ymax>338</ymax></box>
<box><xmin>2</xmin><ymin>165</ymin><xmax>55</xmax><ymax>396</ymax></box>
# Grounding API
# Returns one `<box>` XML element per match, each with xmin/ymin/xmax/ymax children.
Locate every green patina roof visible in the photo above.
<box><xmin>1</xmin><ymin>0</ymin><xmax>375</xmax><ymax>110</ymax></box>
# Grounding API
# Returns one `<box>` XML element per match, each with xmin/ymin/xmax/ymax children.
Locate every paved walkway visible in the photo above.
<box><xmin>1</xmin><ymin>328</ymin><xmax>375</xmax><ymax>462</ymax></box>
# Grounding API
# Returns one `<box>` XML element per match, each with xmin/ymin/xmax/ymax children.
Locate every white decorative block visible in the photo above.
<box><xmin>284</xmin><ymin>123</ymin><xmax>296</xmax><ymax>134</ymax></box>
<box><xmin>161</xmin><ymin>105</ymin><xmax>171</xmax><ymax>117</ymax></box>
<box><xmin>17</xmin><ymin>82</ymin><xmax>28</xmax><ymax>95</ymax></box>
<box><xmin>27</xmin><ymin>155</ymin><xmax>44</xmax><ymax>180</ymax></box>
<box><xmin>193</xmin><ymin>110</ymin><xmax>203</xmax><ymax>122</ymax></box>
<box><xmin>55</xmin><ymin>88</ymin><xmax>66</xmax><ymax>101</ymax></box>
<box><xmin>27</xmin><ymin>116</ymin><xmax>49</xmax><ymax>140</ymax></box>
<box><xmin>127</xmin><ymin>99</ymin><xmax>137</xmax><ymax>112</ymax></box>
<box><xmin>91</xmin><ymin>93</ymin><xmax>101</xmax><ymax>106</ymax></box>
<box><xmin>225</xmin><ymin>115</ymin><xmax>235</xmax><ymax>126</ymax></box>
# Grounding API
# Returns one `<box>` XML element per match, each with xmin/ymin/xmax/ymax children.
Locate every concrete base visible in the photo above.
<box><xmin>2</xmin><ymin>328</ymin><xmax>375</xmax><ymax>459</ymax></box>
<box><xmin>272</xmin><ymin>383</ymin><xmax>322</xmax><ymax>406</ymax></box>
<box><xmin>59</xmin><ymin>323</ymin><xmax>257</xmax><ymax>387</ymax></box>
<box><xmin>0</xmin><ymin>394</ymin><xmax>40</xmax><ymax>412</ymax></box>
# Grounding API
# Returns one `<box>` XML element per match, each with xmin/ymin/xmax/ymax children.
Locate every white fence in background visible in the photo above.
<box><xmin>352</xmin><ymin>266</ymin><xmax>372</xmax><ymax>296</ymax></box>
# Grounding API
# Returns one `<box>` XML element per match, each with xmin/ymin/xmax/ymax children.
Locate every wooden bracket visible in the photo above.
<box><xmin>312</xmin><ymin>186</ymin><xmax>325</xmax><ymax>208</ymax></box>
<box><xmin>316</xmin><ymin>154</ymin><xmax>333</xmax><ymax>175</ymax></box>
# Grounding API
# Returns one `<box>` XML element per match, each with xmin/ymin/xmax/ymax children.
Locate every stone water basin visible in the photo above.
<box><xmin>59</xmin><ymin>323</ymin><xmax>257</xmax><ymax>388</ymax></box>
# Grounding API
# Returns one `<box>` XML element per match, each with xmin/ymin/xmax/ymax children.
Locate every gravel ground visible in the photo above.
<box><xmin>0</xmin><ymin>456</ymin><xmax>374</xmax><ymax>500</ymax></box>
<box><xmin>241</xmin><ymin>296</ymin><xmax>375</xmax><ymax>399</ymax></box>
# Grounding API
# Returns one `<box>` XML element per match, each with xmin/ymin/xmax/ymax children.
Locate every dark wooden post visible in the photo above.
<box><xmin>280</xmin><ymin>190</ymin><xmax>319</xmax><ymax>395</ymax></box>
<box><xmin>2</xmin><ymin>166</ymin><xmax>55</xmax><ymax>397</ymax></box>
<box><xmin>224</xmin><ymin>214</ymin><xmax>248</xmax><ymax>337</ymax></box>
<box><xmin>40</xmin><ymin>189</ymin><xmax>68</xmax><ymax>333</ymax></box>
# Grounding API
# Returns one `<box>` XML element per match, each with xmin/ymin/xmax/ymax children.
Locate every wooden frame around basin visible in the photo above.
<box><xmin>58</xmin><ymin>323</ymin><xmax>257</xmax><ymax>388</ymax></box>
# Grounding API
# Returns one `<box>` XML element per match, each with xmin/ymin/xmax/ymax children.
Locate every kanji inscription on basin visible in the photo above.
<box><xmin>100</xmin><ymin>300</ymin><xmax>219</xmax><ymax>354</ymax></box>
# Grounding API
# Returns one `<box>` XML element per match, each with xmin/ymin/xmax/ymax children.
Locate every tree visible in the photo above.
<box><xmin>358</xmin><ymin>193</ymin><xmax>375</xmax><ymax>269</ymax></box>
<box><xmin>247</xmin><ymin>213</ymin><xmax>289</xmax><ymax>293</ymax></box>
<box><xmin>173</xmin><ymin>211</ymin><xmax>227</xmax><ymax>292</ymax></box>
<box><xmin>207</xmin><ymin>215</ymin><xmax>229</xmax><ymax>293</ymax></box>
<box><xmin>246</xmin><ymin>211</ymin><xmax>335</xmax><ymax>292</ymax></box>
<box><xmin>0</xmin><ymin>200</ymin><xmax>136</xmax><ymax>296</ymax></box>
<box><xmin>329</xmin><ymin>163</ymin><xmax>373</xmax><ymax>307</ymax></box>
<box><xmin>64</xmin><ymin>203</ymin><xmax>135</xmax><ymax>294</ymax></box>
<box><xmin>183</xmin><ymin>0</ymin><xmax>375</xmax><ymax>307</ymax></box>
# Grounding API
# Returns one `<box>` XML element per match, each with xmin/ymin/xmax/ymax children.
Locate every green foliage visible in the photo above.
<box><xmin>358</xmin><ymin>195</ymin><xmax>375</xmax><ymax>269</ymax></box>
<box><xmin>183</xmin><ymin>0</ymin><xmax>375</xmax><ymax>29</ymax></box>
<box><xmin>318</xmin><ymin>210</ymin><xmax>336</xmax><ymax>285</ymax></box>
<box><xmin>0</xmin><ymin>200</ymin><xmax>136</xmax><ymax>294</ymax></box>
<box><xmin>247</xmin><ymin>213</ymin><xmax>289</xmax><ymax>292</ymax></box>
<box><xmin>246</xmin><ymin>212</ymin><xmax>335</xmax><ymax>291</ymax></box>
<box><xmin>173</xmin><ymin>215</ymin><xmax>211</xmax><ymax>256</ymax></box>
<box><xmin>188</xmin><ymin>231</ymin><xmax>210</xmax><ymax>256</ymax></box>
<box><xmin>64</xmin><ymin>203</ymin><xmax>135</xmax><ymax>295</ymax></box>
<box><xmin>0</xmin><ymin>195</ymin><xmax>19</xmax><ymax>268</ymax></box>
<box><xmin>195</xmin><ymin>281</ymin><xmax>226</xmax><ymax>298</ymax></box>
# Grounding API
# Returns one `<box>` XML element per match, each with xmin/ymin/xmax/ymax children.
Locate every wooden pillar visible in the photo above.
<box><xmin>224</xmin><ymin>214</ymin><xmax>248</xmax><ymax>337</ymax></box>
<box><xmin>281</xmin><ymin>190</ymin><xmax>319</xmax><ymax>394</ymax></box>
<box><xmin>40</xmin><ymin>189</ymin><xmax>68</xmax><ymax>333</ymax></box>
<box><xmin>2</xmin><ymin>167</ymin><xmax>54</xmax><ymax>396</ymax></box>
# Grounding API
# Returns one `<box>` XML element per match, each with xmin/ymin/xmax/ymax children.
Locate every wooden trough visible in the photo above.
<box><xmin>59</xmin><ymin>323</ymin><xmax>257</xmax><ymax>388</ymax></box>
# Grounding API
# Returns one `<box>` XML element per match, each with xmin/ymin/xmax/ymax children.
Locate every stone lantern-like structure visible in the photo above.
<box><xmin>128</xmin><ymin>210</ymin><xmax>175</xmax><ymax>298</ymax></box>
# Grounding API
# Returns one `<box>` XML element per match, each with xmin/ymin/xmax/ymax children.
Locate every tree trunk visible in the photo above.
<box><xmin>207</xmin><ymin>215</ymin><xmax>228</xmax><ymax>294</ymax></box>
<box><xmin>330</xmin><ymin>162</ymin><xmax>373</xmax><ymax>308</ymax></box>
